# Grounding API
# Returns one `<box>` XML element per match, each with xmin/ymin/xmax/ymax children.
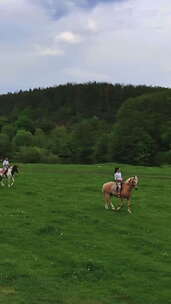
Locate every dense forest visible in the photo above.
<box><xmin>0</xmin><ymin>82</ymin><xmax>170</xmax><ymax>165</ymax></box>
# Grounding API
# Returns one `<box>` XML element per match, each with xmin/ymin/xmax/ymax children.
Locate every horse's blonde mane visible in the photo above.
<box><xmin>125</xmin><ymin>176</ymin><xmax>138</xmax><ymax>185</ymax></box>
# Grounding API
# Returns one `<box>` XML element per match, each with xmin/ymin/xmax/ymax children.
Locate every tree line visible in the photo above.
<box><xmin>0</xmin><ymin>82</ymin><xmax>170</xmax><ymax>165</ymax></box>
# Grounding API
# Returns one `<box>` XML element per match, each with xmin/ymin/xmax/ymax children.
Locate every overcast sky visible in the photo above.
<box><xmin>0</xmin><ymin>0</ymin><xmax>171</xmax><ymax>94</ymax></box>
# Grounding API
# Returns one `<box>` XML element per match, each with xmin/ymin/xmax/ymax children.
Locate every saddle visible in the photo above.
<box><xmin>2</xmin><ymin>168</ymin><xmax>8</xmax><ymax>176</ymax></box>
<box><xmin>112</xmin><ymin>182</ymin><xmax>123</xmax><ymax>197</ymax></box>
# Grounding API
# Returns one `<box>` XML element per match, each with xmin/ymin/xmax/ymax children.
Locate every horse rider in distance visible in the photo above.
<box><xmin>2</xmin><ymin>157</ymin><xmax>10</xmax><ymax>176</ymax></box>
<box><xmin>114</xmin><ymin>167</ymin><xmax>123</xmax><ymax>197</ymax></box>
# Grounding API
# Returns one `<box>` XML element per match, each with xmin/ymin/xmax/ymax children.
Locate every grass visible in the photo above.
<box><xmin>0</xmin><ymin>163</ymin><xmax>170</xmax><ymax>304</ymax></box>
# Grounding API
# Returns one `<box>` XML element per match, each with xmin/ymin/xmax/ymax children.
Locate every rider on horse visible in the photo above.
<box><xmin>2</xmin><ymin>157</ymin><xmax>10</xmax><ymax>176</ymax></box>
<box><xmin>114</xmin><ymin>167</ymin><xmax>123</xmax><ymax>197</ymax></box>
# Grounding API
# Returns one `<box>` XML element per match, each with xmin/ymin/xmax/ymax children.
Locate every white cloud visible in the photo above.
<box><xmin>86</xmin><ymin>19</ymin><xmax>98</xmax><ymax>32</ymax></box>
<box><xmin>63</xmin><ymin>67</ymin><xmax>110</xmax><ymax>81</ymax></box>
<box><xmin>55</xmin><ymin>31</ymin><xmax>82</xmax><ymax>44</ymax></box>
<box><xmin>34</xmin><ymin>45</ymin><xmax>64</xmax><ymax>56</ymax></box>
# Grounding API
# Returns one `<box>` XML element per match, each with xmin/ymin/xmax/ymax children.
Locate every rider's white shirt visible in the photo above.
<box><xmin>3</xmin><ymin>160</ymin><xmax>9</xmax><ymax>168</ymax></box>
<box><xmin>114</xmin><ymin>172</ymin><xmax>122</xmax><ymax>181</ymax></box>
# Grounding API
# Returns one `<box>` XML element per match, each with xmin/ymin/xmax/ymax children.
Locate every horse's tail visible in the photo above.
<box><xmin>102</xmin><ymin>183</ymin><xmax>105</xmax><ymax>193</ymax></box>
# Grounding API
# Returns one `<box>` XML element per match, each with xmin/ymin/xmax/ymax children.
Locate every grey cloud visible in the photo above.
<box><xmin>31</xmin><ymin>0</ymin><xmax>125</xmax><ymax>19</ymax></box>
<box><xmin>1</xmin><ymin>0</ymin><xmax>171</xmax><ymax>94</ymax></box>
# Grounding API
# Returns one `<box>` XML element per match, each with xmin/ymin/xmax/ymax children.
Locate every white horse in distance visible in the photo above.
<box><xmin>0</xmin><ymin>165</ymin><xmax>19</xmax><ymax>187</ymax></box>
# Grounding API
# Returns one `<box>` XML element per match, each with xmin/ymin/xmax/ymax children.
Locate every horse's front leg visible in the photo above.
<box><xmin>7</xmin><ymin>177</ymin><xmax>12</xmax><ymax>187</ymax></box>
<box><xmin>11</xmin><ymin>176</ymin><xmax>14</xmax><ymax>186</ymax></box>
<box><xmin>8</xmin><ymin>176</ymin><xmax>14</xmax><ymax>187</ymax></box>
<box><xmin>8</xmin><ymin>178</ymin><xmax>11</xmax><ymax>187</ymax></box>
<box><xmin>1</xmin><ymin>180</ymin><xmax>5</xmax><ymax>187</ymax></box>
<box><xmin>127</xmin><ymin>199</ymin><xmax>132</xmax><ymax>214</ymax></box>
<box><xmin>116</xmin><ymin>198</ymin><xmax>124</xmax><ymax>211</ymax></box>
<box><xmin>0</xmin><ymin>176</ymin><xmax>5</xmax><ymax>186</ymax></box>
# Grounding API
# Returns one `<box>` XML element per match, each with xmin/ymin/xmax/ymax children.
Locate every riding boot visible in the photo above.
<box><xmin>117</xmin><ymin>192</ymin><xmax>121</xmax><ymax>198</ymax></box>
<box><xmin>4</xmin><ymin>169</ymin><xmax>8</xmax><ymax>177</ymax></box>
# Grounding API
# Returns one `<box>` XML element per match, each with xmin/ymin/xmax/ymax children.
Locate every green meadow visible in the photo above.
<box><xmin>0</xmin><ymin>163</ymin><xmax>170</xmax><ymax>304</ymax></box>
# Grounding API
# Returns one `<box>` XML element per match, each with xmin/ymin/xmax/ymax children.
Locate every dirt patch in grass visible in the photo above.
<box><xmin>0</xmin><ymin>286</ymin><xmax>16</xmax><ymax>295</ymax></box>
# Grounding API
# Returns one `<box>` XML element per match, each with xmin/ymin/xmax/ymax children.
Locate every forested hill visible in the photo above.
<box><xmin>0</xmin><ymin>82</ymin><xmax>165</xmax><ymax>124</ymax></box>
<box><xmin>0</xmin><ymin>82</ymin><xmax>170</xmax><ymax>165</ymax></box>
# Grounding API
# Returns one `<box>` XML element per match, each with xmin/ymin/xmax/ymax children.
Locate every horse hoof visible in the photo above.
<box><xmin>128</xmin><ymin>209</ymin><xmax>132</xmax><ymax>214</ymax></box>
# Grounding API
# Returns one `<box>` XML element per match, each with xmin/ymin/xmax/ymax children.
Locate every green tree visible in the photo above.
<box><xmin>108</xmin><ymin>124</ymin><xmax>156</xmax><ymax>165</ymax></box>
<box><xmin>71</xmin><ymin>119</ymin><xmax>99</xmax><ymax>163</ymax></box>
<box><xmin>160</xmin><ymin>122</ymin><xmax>171</xmax><ymax>150</ymax></box>
<box><xmin>33</xmin><ymin>128</ymin><xmax>47</xmax><ymax>148</ymax></box>
<box><xmin>0</xmin><ymin>133</ymin><xmax>11</xmax><ymax>156</ymax></box>
<box><xmin>94</xmin><ymin>134</ymin><xmax>110</xmax><ymax>162</ymax></box>
<box><xmin>15</xmin><ymin>110</ymin><xmax>35</xmax><ymax>133</ymax></box>
<box><xmin>110</xmin><ymin>90</ymin><xmax>171</xmax><ymax>165</ymax></box>
<box><xmin>15</xmin><ymin>146</ymin><xmax>60</xmax><ymax>163</ymax></box>
<box><xmin>13</xmin><ymin>130</ymin><xmax>33</xmax><ymax>147</ymax></box>
<box><xmin>48</xmin><ymin>126</ymin><xmax>72</xmax><ymax>162</ymax></box>
<box><xmin>1</xmin><ymin>123</ymin><xmax>16</xmax><ymax>139</ymax></box>
<box><xmin>0</xmin><ymin>116</ymin><xmax>8</xmax><ymax>130</ymax></box>
<box><xmin>16</xmin><ymin>146</ymin><xmax>43</xmax><ymax>163</ymax></box>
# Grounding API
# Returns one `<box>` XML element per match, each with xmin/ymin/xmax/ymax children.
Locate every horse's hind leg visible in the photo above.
<box><xmin>103</xmin><ymin>193</ymin><xmax>115</xmax><ymax>210</ymax></box>
<box><xmin>104</xmin><ymin>193</ymin><xmax>115</xmax><ymax>210</ymax></box>
<box><xmin>109</xmin><ymin>194</ymin><xmax>115</xmax><ymax>210</ymax></box>
<box><xmin>103</xmin><ymin>193</ymin><xmax>110</xmax><ymax>209</ymax></box>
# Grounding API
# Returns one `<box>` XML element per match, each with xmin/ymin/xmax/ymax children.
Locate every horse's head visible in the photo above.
<box><xmin>11</xmin><ymin>165</ymin><xmax>19</xmax><ymax>175</ymax></box>
<box><xmin>126</xmin><ymin>176</ymin><xmax>139</xmax><ymax>189</ymax></box>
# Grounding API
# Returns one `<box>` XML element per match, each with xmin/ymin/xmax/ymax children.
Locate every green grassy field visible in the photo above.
<box><xmin>0</xmin><ymin>163</ymin><xmax>170</xmax><ymax>304</ymax></box>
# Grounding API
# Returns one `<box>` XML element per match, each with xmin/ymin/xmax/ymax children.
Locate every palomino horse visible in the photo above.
<box><xmin>0</xmin><ymin>165</ymin><xmax>19</xmax><ymax>187</ymax></box>
<box><xmin>102</xmin><ymin>176</ymin><xmax>139</xmax><ymax>214</ymax></box>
